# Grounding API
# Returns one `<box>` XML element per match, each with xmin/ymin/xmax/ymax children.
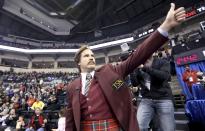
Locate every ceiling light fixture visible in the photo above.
<box><xmin>59</xmin><ymin>12</ymin><xmax>66</xmax><ymax>15</ymax></box>
<box><xmin>50</xmin><ymin>12</ymin><xmax>58</xmax><ymax>16</ymax></box>
<box><xmin>90</xmin><ymin>37</ymin><xmax>134</xmax><ymax>50</ymax></box>
<box><xmin>0</xmin><ymin>37</ymin><xmax>134</xmax><ymax>54</ymax></box>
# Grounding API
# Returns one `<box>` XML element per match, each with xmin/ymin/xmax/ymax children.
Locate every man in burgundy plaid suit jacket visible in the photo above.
<box><xmin>66</xmin><ymin>3</ymin><xmax>186</xmax><ymax>131</ymax></box>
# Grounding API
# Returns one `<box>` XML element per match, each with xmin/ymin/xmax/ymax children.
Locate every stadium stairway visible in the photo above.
<box><xmin>170</xmin><ymin>75</ymin><xmax>190</xmax><ymax>131</ymax></box>
<box><xmin>174</xmin><ymin>94</ymin><xmax>189</xmax><ymax>131</ymax></box>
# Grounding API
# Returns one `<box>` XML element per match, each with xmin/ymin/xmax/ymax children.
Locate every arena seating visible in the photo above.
<box><xmin>0</xmin><ymin>71</ymin><xmax>78</xmax><ymax>130</ymax></box>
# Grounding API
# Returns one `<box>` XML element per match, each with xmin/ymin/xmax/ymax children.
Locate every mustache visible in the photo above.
<box><xmin>88</xmin><ymin>60</ymin><xmax>95</xmax><ymax>64</ymax></box>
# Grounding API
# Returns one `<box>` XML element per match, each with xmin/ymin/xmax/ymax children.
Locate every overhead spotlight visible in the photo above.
<box><xmin>50</xmin><ymin>12</ymin><xmax>58</xmax><ymax>16</ymax></box>
<box><xmin>59</xmin><ymin>12</ymin><xmax>66</xmax><ymax>15</ymax></box>
<box><xmin>120</xmin><ymin>43</ymin><xmax>130</xmax><ymax>52</ymax></box>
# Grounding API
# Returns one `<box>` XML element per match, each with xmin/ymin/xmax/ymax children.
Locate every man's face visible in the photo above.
<box><xmin>185</xmin><ymin>66</ymin><xmax>190</xmax><ymax>71</ymax></box>
<box><xmin>19</xmin><ymin>116</ymin><xmax>23</xmax><ymax>121</ymax></box>
<box><xmin>78</xmin><ymin>49</ymin><xmax>96</xmax><ymax>72</ymax></box>
<box><xmin>35</xmin><ymin>108</ymin><xmax>41</xmax><ymax>115</ymax></box>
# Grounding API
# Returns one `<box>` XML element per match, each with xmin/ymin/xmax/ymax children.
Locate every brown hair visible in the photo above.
<box><xmin>74</xmin><ymin>45</ymin><xmax>90</xmax><ymax>71</ymax></box>
<box><xmin>59</xmin><ymin>108</ymin><xmax>66</xmax><ymax>117</ymax></box>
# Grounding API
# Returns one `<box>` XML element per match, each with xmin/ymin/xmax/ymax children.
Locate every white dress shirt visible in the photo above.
<box><xmin>157</xmin><ymin>28</ymin><xmax>169</xmax><ymax>37</ymax></box>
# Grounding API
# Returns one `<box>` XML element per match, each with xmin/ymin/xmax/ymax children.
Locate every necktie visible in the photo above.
<box><xmin>84</xmin><ymin>73</ymin><xmax>92</xmax><ymax>96</ymax></box>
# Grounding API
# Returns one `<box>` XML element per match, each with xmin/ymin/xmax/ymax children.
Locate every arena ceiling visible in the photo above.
<box><xmin>28</xmin><ymin>0</ymin><xmax>200</xmax><ymax>33</ymax></box>
<box><xmin>0</xmin><ymin>0</ymin><xmax>203</xmax><ymax>42</ymax></box>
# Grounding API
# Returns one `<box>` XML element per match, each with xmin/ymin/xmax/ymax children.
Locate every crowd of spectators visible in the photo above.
<box><xmin>0</xmin><ymin>71</ymin><xmax>79</xmax><ymax>130</ymax></box>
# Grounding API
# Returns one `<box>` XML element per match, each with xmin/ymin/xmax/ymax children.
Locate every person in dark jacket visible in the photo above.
<box><xmin>130</xmin><ymin>54</ymin><xmax>175</xmax><ymax>131</ymax></box>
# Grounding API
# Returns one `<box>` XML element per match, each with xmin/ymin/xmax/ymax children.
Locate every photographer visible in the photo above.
<box><xmin>130</xmin><ymin>54</ymin><xmax>174</xmax><ymax>131</ymax></box>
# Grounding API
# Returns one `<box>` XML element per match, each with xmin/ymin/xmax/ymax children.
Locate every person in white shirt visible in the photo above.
<box><xmin>52</xmin><ymin>108</ymin><xmax>65</xmax><ymax>131</ymax></box>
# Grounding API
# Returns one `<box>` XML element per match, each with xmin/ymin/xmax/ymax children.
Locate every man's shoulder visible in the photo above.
<box><xmin>96</xmin><ymin>64</ymin><xmax>114</xmax><ymax>72</ymax></box>
<box><xmin>66</xmin><ymin>77</ymin><xmax>81</xmax><ymax>91</ymax></box>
